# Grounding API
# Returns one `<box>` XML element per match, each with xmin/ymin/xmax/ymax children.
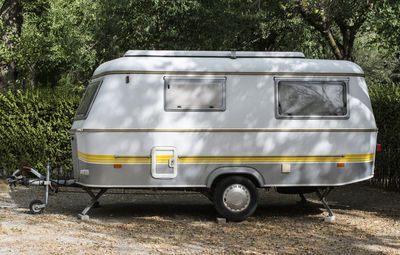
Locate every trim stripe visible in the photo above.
<box><xmin>77</xmin><ymin>151</ymin><xmax>374</xmax><ymax>164</ymax></box>
<box><xmin>91</xmin><ymin>70</ymin><xmax>365</xmax><ymax>80</ymax></box>
<box><xmin>71</xmin><ymin>128</ymin><xmax>378</xmax><ymax>133</ymax></box>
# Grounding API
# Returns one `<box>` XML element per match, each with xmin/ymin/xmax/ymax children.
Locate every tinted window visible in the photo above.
<box><xmin>74</xmin><ymin>81</ymin><xmax>102</xmax><ymax>120</ymax></box>
<box><xmin>277</xmin><ymin>80</ymin><xmax>347</xmax><ymax>117</ymax></box>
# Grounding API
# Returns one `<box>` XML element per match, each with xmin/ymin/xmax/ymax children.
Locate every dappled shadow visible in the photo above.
<box><xmin>7</xmin><ymin>185</ymin><xmax>323</xmax><ymax>221</ymax></box>
<box><xmin>7</xmin><ymin>182</ymin><xmax>400</xmax><ymax>221</ymax></box>
<box><xmin>315</xmin><ymin>183</ymin><xmax>400</xmax><ymax>221</ymax></box>
<box><xmin>3</xmin><ymin>182</ymin><xmax>400</xmax><ymax>254</ymax></box>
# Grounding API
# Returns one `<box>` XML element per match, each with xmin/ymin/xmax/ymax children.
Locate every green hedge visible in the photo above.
<box><xmin>369</xmin><ymin>82</ymin><xmax>400</xmax><ymax>190</ymax></box>
<box><xmin>0</xmin><ymin>88</ymin><xmax>81</xmax><ymax>174</ymax></box>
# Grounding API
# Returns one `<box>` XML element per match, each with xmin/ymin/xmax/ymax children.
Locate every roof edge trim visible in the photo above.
<box><xmin>124</xmin><ymin>50</ymin><xmax>305</xmax><ymax>59</ymax></box>
<box><xmin>91</xmin><ymin>70</ymin><xmax>364</xmax><ymax>80</ymax></box>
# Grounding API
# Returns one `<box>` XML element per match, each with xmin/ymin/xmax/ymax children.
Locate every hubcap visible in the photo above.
<box><xmin>33</xmin><ymin>204</ymin><xmax>41</xmax><ymax>212</ymax></box>
<box><xmin>223</xmin><ymin>184</ymin><xmax>251</xmax><ymax>212</ymax></box>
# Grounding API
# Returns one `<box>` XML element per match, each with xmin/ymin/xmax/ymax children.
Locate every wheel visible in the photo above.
<box><xmin>29</xmin><ymin>200</ymin><xmax>45</xmax><ymax>214</ymax></box>
<box><xmin>213</xmin><ymin>176</ymin><xmax>258</xmax><ymax>222</ymax></box>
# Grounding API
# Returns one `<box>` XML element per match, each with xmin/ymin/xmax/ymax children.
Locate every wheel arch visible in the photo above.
<box><xmin>206</xmin><ymin>166</ymin><xmax>265</xmax><ymax>188</ymax></box>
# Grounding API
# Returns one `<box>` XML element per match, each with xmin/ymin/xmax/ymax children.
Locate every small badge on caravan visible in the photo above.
<box><xmin>80</xmin><ymin>169</ymin><xmax>90</xmax><ymax>176</ymax></box>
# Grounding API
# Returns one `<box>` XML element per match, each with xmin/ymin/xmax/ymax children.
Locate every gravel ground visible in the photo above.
<box><xmin>0</xmin><ymin>180</ymin><xmax>399</xmax><ymax>254</ymax></box>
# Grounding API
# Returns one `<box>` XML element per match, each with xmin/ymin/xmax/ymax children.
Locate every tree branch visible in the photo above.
<box><xmin>297</xmin><ymin>0</ymin><xmax>344</xmax><ymax>59</ymax></box>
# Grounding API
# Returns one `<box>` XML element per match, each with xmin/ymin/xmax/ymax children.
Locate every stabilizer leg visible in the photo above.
<box><xmin>78</xmin><ymin>188</ymin><xmax>107</xmax><ymax>220</ymax></box>
<box><xmin>85</xmin><ymin>189</ymin><xmax>101</xmax><ymax>208</ymax></box>
<box><xmin>316</xmin><ymin>188</ymin><xmax>335</xmax><ymax>223</ymax></box>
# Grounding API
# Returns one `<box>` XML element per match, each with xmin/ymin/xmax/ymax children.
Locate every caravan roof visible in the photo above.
<box><xmin>92</xmin><ymin>50</ymin><xmax>364</xmax><ymax>80</ymax></box>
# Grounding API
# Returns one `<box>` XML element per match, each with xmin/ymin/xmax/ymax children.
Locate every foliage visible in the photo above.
<box><xmin>0</xmin><ymin>0</ymin><xmax>23</xmax><ymax>89</ymax></box>
<box><xmin>0</xmin><ymin>0</ymin><xmax>397</xmax><ymax>87</ymax></box>
<box><xmin>93</xmin><ymin>0</ymin><xmax>319</xmax><ymax>61</ymax></box>
<box><xmin>291</xmin><ymin>0</ymin><xmax>374</xmax><ymax>60</ymax></box>
<box><xmin>369</xmin><ymin>82</ymin><xmax>400</xmax><ymax>190</ymax></box>
<box><xmin>0</xmin><ymin>87</ymin><xmax>81</xmax><ymax>173</ymax></box>
<box><xmin>16</xmin><ymin>0</ymin><xmax>99</xmax><ymax>87</ymax></box>
<box><xmin>372</xmin><ymin>0</ymin><xmax>400</xmax><ymax>53</ymax></box>
<box><xmin>0</xmin><ymin>18</ymin><xmax>18</xmax><ymax>66</ymax></box>
<box><xmin>366</xmin><ymin>0</ymin><xmax>400</xmax><ymax>82</ymax></box>
<box><xmin>2</xmin><ymin>0</ymin><xmax>343</xmax><ymax>87</ymax></box>
<box><xmin>353</xmin><ymin>31</ymin><xmax>399</xmax><ymax>84</ymax></box>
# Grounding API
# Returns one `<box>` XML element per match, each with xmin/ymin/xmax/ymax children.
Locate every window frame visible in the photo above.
<box><xmin>274</xmin><ymin>77</ymin><xmax>350</xmax><ymax>119</ymax></box>
<box><xmin>163</xmin><ymin>76</ymin><xmax>227</xmax><ymax>112</ymax></box>
<box><xmin>74</xmin><ymin>80</ymin><xmax>103</xmax><ymax>120</ymax></box>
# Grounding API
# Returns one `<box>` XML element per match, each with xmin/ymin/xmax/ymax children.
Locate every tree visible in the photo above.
<box><xmin>295</xmin><ymin>0</ymin><xmax>374</xmax><ymax>60</ymax></box>
<box><xmin>0</xmin><ymin>0</ymin><xmax>23</xmax><ymax>89</ymax></box>
<box><xmin>94</xmin><ymin>0</ymin><xmax>319</xmax><ymax>61</ymax></box>
<box><xmin>16</xmin><ymin>0</ymin><xmax>99</xmax><ymax>87</ymax></box>
<box><xmin>372</xmin><ymin>0</ymin><xmax>400</xmax><ymax>82</ymax></box>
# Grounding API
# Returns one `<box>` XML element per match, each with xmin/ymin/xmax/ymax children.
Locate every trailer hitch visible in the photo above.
<box><xmin>7</xmin><ymin>163</ymin><xmax>76</xmax><ymax>214</ymax></box>
<box><xmin>7</xmin><ymin>167</ymin><xmax>46</xmax><ymax>189</ymax></box>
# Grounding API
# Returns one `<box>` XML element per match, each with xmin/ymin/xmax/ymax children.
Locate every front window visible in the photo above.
<box><xmin>74</xmin><ymin>80</ymin><xmax>102</xmax><ymax>120</ymax></box>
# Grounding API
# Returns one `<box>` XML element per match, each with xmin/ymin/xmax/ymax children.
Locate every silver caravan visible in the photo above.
<box><xmin>70</xmin><ymin>50</ymin><xmax>377</xmax><ymax>221</ymax></box>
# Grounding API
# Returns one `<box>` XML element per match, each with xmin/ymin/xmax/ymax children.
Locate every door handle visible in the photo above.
<box><xmin>168</xmin><ymin>158</ymin><xmax>175</xmax><ymax>168</ymax></box>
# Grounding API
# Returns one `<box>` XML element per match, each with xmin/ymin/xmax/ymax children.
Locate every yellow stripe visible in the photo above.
<box><xmin>71</xmin><ymin>128</ymin><xmax>378</xmax><ymax>133</ymax></box>
<box><xmin>77</xmin><ymin>151</ymin><xmax>374</xmax><ymax>164</ymax></box>
<box><xmin>91</xmin><ymin>70</ymin><xmax>365</xmax><ymax>80</ymax></box>
<box><xmin>78</xmin><ymin>151</ymin><xmax>374</xmax><ymax>159</ymax></box>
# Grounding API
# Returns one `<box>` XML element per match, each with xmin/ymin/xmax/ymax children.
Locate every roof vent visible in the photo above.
<box><xmin>124</xmin><ymin>50</ymin><xmax>305</xmax><ymax>58</ymax></box>
<box><xmin>230</xmin><ymin>50</ymin><xmax>237</xmax><ymax>59</ymax></box>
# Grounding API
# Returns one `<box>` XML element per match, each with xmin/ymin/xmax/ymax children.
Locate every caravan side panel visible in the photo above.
<box><xmin>71</xmin><ymin>58</ymin><xmax>377</xmax><ymax>188</ymax></box>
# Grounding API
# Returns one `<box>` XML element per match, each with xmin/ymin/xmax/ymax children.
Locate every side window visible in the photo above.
<box><xmin>74</xmin><ymin>80</ymin><xmax>102</xmax><ymax>120</ymax></box>
<box><xmin>275</xmin><ymin>79</ymin><xmax>348</xmax><ymax>118</ymax></box>
<box><xmin>164</xmin><ymin>76</ymin><xmax>226</xmax><ymax>111</ymax></box>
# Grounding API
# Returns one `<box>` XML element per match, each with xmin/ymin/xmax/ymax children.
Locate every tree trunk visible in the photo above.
<box><xmin>296</xmin><ymin>0</ymin><xmax>371</xmax><ymax>61</ymax></box>
<box><xmin>0</xmin><ymin>0</ymin><xmax>23</xmax><ymax>90</ymax></box>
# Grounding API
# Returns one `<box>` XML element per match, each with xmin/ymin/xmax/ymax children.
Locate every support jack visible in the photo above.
<box><xmin>78</xmin><ymin>188</ymin><xmax>107</xmax><ymax>220</ymax></box>
<box><xmin>316</xmin><ymin>187</ymin><xmax>335</xmax><ymax>223</ymax></box>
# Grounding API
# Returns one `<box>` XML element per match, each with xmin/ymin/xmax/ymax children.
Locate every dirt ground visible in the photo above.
<box><xmin>0</xmin><ymin>180</ymin><xmax>399</xmax><ymax>255</ymax></box>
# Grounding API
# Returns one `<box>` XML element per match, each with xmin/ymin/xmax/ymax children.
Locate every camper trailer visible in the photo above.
<box><xmin>68</xmin><ymin>50</ymin><xmax>377</xmax><ymax>221</ymax></box>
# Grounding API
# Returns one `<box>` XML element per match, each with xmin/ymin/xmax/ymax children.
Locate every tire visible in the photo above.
<box><xmin>213</xmin><ymin>176</ymin><xmax>258</xmax><ymax>222</ymax></box>
<box><xmin>29</xmin><ymin>200</ymin><xmax>44</xmax><ymax>214</ymax></box>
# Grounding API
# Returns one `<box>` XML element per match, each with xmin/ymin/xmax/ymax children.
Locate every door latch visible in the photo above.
<box><xmin>168</xmin><ymin>158</ymin><xmax>175</xmax><ymax>168</ymax></box>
